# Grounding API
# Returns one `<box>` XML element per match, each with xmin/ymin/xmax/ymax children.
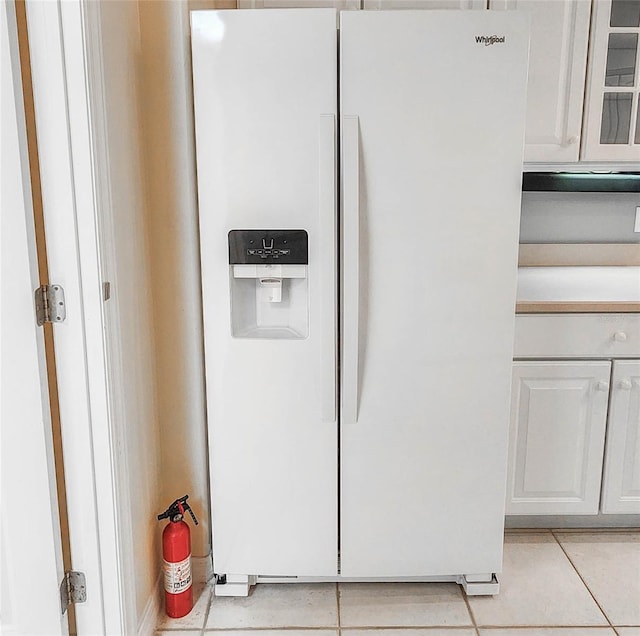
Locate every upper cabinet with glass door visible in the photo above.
<box><xmin>490</xmin><ymin>0</ymin><xmax>591</xmax><ymax>163</ymax></box>
<box><xmin>582</xmin><ymin>0</ymin><xmax>640</xmax><ymax>161</ymax></box>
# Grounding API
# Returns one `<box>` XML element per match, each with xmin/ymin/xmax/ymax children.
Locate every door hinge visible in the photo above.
<box><xmin>35</xmin><ymin>284</ymin><xmax>66</xmax><ymax>326</ymax></box>
<box><xmin>60</xmin><ymin>570</ymin><xmax>86</xmax><ymax>614</ymax></box>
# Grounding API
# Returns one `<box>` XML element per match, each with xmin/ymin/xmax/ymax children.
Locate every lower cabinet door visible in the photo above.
<box><xmin>601</xmin><ymin>361</ymin><xmax>640</xmax><ymax>514</ymax></box>
<box><xmin>507</xmin><ymin>361</ymin><xmax>611</xmax><ymax>515</ymax></box>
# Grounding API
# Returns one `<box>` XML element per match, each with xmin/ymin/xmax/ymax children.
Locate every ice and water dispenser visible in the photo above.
<box><xmin>228</xmin><ymin>230</ymin><xmax>309</xmax><ymax>339</ymax></box>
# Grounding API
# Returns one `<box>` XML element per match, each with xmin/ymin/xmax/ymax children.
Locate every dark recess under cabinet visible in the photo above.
<box><xmin>523</xmin><ymin>172</ymin><xmax>640</xmax><ymax>193</ymax></box>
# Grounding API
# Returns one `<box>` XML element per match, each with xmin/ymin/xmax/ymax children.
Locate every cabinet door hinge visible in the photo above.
<box><xmin>35</xmin><ymin>284</ymin><xmax>66</xmax><ymax>326</ymax></box>
<box><xmin>60</xmin><ymin>570</ymin><xmax>86</xmax><ymax>614</ymax></box>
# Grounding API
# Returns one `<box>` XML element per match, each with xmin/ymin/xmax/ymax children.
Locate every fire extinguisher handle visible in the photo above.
<box><xmin>184</xmin><ymin>502</ymin><xmax>199</xmax><ymax>526</ymax></box>
<box><xmin>157</xmin><ymin>494</ymin><xmax>198</xmax><ymax>525</ymax></box>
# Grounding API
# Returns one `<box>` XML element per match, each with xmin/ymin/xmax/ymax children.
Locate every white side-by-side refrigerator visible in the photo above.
<box><xmin>191</xmin><ymin>8</ymin><xmax>529</xmax><ymax>596</ymax></box>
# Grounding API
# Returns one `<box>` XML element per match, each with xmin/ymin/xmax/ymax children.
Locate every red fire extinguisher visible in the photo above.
<box><xmin>157</xmin><ymin>495</ymin><xmax>199</xmax><ymax>618</ymax></box>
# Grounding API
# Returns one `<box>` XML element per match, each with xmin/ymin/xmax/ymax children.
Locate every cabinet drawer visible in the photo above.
<box><xmin>514</xmin><ymin>314</ymin><xmax>640</xmax><ymax>358</ymax></box>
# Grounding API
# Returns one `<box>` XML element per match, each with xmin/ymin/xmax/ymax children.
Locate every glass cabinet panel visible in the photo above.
<box><xmin>610</xmin><ymin>0</ymin><xmax>640</xmax><ymax>27</ymax></box>
<box><xmin>600</xmin><ymin>93</ymin><xmax>633</xmax><ymax>143</ymax></box>
<box><xmin>605</xmin><ymin>33</ymin><xmax>638</xmax><ymax>86</ymax></box>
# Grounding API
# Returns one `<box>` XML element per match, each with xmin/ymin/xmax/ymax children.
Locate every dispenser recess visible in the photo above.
<box><xmin>228</xmin><ymin>230</ymin><xmax>309</xmax><ymax>339</ymax></box>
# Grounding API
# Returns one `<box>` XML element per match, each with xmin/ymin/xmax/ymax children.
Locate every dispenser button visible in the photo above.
<box><xmin>247</xmin><ymin>249</ymin><xmax>257</xmax><ymax>255</ymax></box>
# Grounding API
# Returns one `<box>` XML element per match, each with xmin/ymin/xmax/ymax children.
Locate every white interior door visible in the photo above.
<box><xmin>24</xmin><ymin>1</ymin><xmax>124</xmax><ymax>631</ymax></box>
<box><xmin>340</xmin><ymin>10</ymin><xmax>529</xmax><ymax>577</ymax></box>
<box><xmin>1</xmin><ymin>2</ymin><xmax>66</xmax><ymax>633</ymax></box>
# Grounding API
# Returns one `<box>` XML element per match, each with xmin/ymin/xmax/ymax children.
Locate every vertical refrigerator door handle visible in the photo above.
<box><xmin>319</xmin><ymin>114</ymin><xmax>337</xmax><ymax>423</ymax></box>
<box><xmin>342</xmin><ymin>116</ymin><xmax>359</xmax><ymax>426</ymax></box>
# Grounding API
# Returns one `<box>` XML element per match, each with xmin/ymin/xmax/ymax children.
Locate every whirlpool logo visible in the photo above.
<box><xmin>475</xmin><ymin>35</ymin><xmax>506</xmax><ymax>46</ymax></box>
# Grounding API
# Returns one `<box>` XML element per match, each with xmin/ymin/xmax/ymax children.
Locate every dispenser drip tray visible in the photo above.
<box><xmin>228</xmin><ymin>230</ymin><xmax>309</xmax><ymax>340</ymax></box>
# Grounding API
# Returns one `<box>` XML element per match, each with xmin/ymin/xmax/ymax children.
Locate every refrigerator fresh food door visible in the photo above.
<box><xmin>192</xmin><ymin>9</ymin><xmax>338</xmax><ymax>577</ymax></box>
<box><xmin>340</xmin><ymin>10</ymin><xmax>529</xmax><ymax>577</ymax></box>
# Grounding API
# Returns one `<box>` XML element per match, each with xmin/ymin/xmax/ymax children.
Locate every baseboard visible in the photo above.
<box><xmin>505</xmin><ymin>514</ymin><xmax>640</xmax><ymax>529</ymax></box>
<box><xmin>137</xmin><ymin>573</ymin><xmax>162</xmax><ymax>636</ymax></box>
<box><xmin>137</xmin><ymin>554</ymin><xmax>212</xmax><ymax>636</ymax></box>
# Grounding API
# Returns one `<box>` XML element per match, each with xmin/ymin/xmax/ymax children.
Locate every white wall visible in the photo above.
<box><xmin>97</xmin><ymin>1</ymin><xmax>233</xmax><ymax>626</ymax></box>
<box><xmin>520</xmin><ymin>192</ymin><xmax>640</xmax><ymax>243</ymax></box>
<box><xmin>95</xmin><ymin>1</ymin><xmax>162</xmax><ymax>628</ymax></box>
<box><xmin>137</xmin><ymin>0</ymin><xmax>220</xmax><ymax>562</ymax></box>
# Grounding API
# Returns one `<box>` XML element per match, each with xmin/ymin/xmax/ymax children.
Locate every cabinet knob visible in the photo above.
<box><xmin>619</xmin><ymin>379</ymin><xmax>633</xmax><ymax>390</ymax></box>
<box><xmin>596</xmin><ymin>381</ymin><xmax>610</xmax><ymax>392</ymax></box>
<box><xmin>613</xmin><ymin>331</ymin><xmax>628</xmax><ymax>342</ymax></box>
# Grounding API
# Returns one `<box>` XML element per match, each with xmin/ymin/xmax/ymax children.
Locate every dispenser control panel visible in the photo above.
<box><xmin>228</xmin><ymin>230</ymin><xmax>308</xmax><ymax>265</ymax></box>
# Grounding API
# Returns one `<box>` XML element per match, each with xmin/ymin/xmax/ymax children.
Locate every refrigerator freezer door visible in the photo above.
<box><xmin>340</xmin><ymin>10</ymin><xmax>529</xmax><ymax>577</ymax></box>
<box><xmin>192</xmin><ymin>9</ymin><xmax>338</xmax><ymax>576</ymax></box>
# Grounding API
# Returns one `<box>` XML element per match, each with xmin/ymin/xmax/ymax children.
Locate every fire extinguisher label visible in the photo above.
<box><xmin>163</xmin><ymin>556</ymin><xmax>192</xmax><ymax>594</ymax></box>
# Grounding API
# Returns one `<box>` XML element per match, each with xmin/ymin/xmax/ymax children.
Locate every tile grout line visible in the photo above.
<box><xmin>550</xmin><ymin>528</ymin><xmax>616</xmax><ymax>631</ymax></box>
<box><xmin>552</xmin><ymin>528</ymin><xmax>639</xmax><ymax>535</ymax></box>
<box><xmin>460</xmin><ymin>585</ymin><xmax>480</xmax><ymax>635</ymax></box>
<box><xmin>201</xmin><ymin>584</ymin><xmax>214</xmax><ymax>634</ymax></box>
<box><xmin>201</xmin><ymin>627</ymin><xmax>348</xmax><ymax>632</ymax></box>
<box><xmin>190</xmin><ymin>629</ymin><xmax>489</xmax><ymax>633</ymax></box>
<box><xmin>333</xmin><ymin>628</ymin><xmax>487</xmax><ymax>632</ymax></box>
<box><xmin>202</xmin><ymin>629</ymin><xmax>342</xmax><ymax>633</ymax></box>
<box><xmin>467</xmin><ymin>624</ymin><xmax>630</xmax><ymax>630</ymax></box>
<box><xmin>304</xmin><ymin>628</ymin><xmax>490</xmax><ymax>632</ymax></box>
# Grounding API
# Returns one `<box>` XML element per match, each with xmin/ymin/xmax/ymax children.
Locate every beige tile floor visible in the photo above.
<box><xmin>156</xmin><ymin>530</ymin><xmax>639</xmax><ymax>636</ymax></box>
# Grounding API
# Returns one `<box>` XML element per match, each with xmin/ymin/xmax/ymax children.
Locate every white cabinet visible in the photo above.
<box><xmin>490</xmin><ymin>0</ymin><xmax>591</xmax><ymax>163</ymax></box>
<box><xmin>238</xmin><ymin>1</ymin><xmax>359</xmax><ymax>8</ymax></box>
<box><xmin>582</xmin><ymin>0</ymin><xmax>640</xmax><ymax>161</ymax></box>
<box><xmin>239</xmin><ymin>1</ymin><xmax>485</xmax><ymax>8</ymax></box>
<box><xmin>364</xmin><ymin>1</ymin><xmax>486</xmax><ymax>8</ymax></box>
<box><xmin>493</xmin><ymin>0</ymin><xmax>640</xmax><ymax>164</ymax></box>
<box><xmin>513</xmin><ymin>313</ymin><xmax>640</xmax><ymax>359</ymax></box>
<box><xmin>507</xmin><ymin>361</ymin><xmax>611</xmax><ymax>515</ymax></box>
<box><xmin>508</xmin><ymin>313</ymin><xmax>640</xmax><ymax>517</ymax></box>
<box><xmin>601</xmin><ymin>361</ymin><xmax>640</xmax><ymax>513</ymax></box>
